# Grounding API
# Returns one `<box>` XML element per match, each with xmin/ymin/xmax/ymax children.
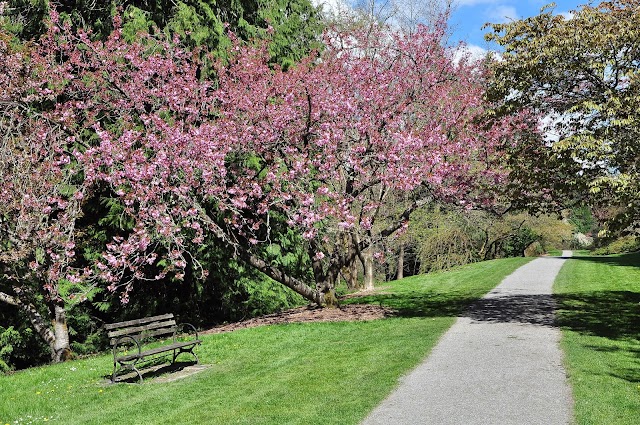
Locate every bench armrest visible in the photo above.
<box><xmin>173</xmin><ymin>322</ymin><xmax>199</xmax><ymax>343</ymax></box>
<box><xmin>113</xmin><ymin>335</ymin><xmax>141</xmax><ymax>362</ymax></box>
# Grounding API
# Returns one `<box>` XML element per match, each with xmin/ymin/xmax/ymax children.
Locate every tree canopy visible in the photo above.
<box><xmin>0</xmin><ymin>8</ymin><xmax>528</xmax><ymax>360</ymax></box>
<box><xmin>486</xmin><ymin>0</ymin><xmax>640</xmax><ymax>234</ymax></box>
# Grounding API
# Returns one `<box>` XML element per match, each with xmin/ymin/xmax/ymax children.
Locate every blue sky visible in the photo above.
<box><xmin>449</xmin><ymin>0</ymin><xmax>590</xmax><ymax>49</ymax></box>
<box><xmin>314</xmin><ymin>0</ymin><xmax>592</xmax><ymax>55</ymax></box>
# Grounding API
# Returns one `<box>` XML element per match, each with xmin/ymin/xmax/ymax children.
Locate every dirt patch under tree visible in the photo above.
<box><xmin>201</xmin><ymin>302</ymin><xmax>394</xmax><ymax>335</ymax></box>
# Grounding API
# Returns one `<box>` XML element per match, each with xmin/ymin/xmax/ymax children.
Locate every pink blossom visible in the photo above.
<box><xmin>0</xmin><ymin>12</ymin><xmax>528</xmax><ymax>308</ymax></box>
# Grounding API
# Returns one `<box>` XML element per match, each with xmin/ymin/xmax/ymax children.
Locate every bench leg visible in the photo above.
<box><xmin>132</xmin><ymin>363</ymin><xmax>143</xmax><ymax>383</ymax></box>
<box><xmin>112</xmin><ymin>360</ymin><xmax>143</xmax><ymax>383</ymax></box>
<box><xmin>172</xmin><ymin>346</ymin><xmax>199</xmax><ymax>365</ymax></box>
<box><xmin>112</xmin><ymin>362</ymin><xmax>117</xmax><ymax>383</ymax></box>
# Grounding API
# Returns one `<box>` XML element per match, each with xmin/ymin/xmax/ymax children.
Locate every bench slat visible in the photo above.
<box><xmin>109</xmin><ymin>326</ymin><xmax>177</xmax><ymax>346</ymax></box>
<box><xmin>115</xmin><ymin>340</ymin><xmax>201</xmax><ymax>363</ymax></box>
<box><xmin>104</xmin><ymin>313</ymin><xmax>174</xmax><ymax>330</ymax></box>
<box><xmin>107</xmin><ymin>319</ymin><xmax>176</xmax><ymax>339</ymax></box>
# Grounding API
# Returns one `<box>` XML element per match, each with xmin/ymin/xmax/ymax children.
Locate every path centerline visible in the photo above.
<box><xmin>362</xmin><ymin>251</ymin><xmax>574</xmax><ymax>425</ymax></box>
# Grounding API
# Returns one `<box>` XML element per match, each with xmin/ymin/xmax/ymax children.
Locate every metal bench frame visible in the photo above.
<box><xmin>105</xmin><ymin>313</ymin><xmax>201</xmax><ymax>383</ymax></box>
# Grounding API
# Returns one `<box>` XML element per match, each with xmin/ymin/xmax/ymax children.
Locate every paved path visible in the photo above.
<box><xmin>362</xmin><ymin>251</ymin><xmax>574</xmax><ymax>425</ymax></box>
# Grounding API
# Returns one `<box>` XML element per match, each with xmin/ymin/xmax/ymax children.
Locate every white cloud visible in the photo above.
<box><xmin>558</xmin><ymin>11</ymin><xmax>574</xmax><ymax>20</ymax></box>
<box><xmin>456</xmin><ymin>0</ymin><xmax>500</xmax><ymax>5</ymax></box>
<box><xmin>453</xmin><ymin>43</ymin><xmax>489</xmax><ymax>64</ymax></box>
<box><xmin>312</xmin><ymin>0</ymin><xmax>353</xmax><ymax>16</ymax></box>
<box><xmin>486</xmin><ymin>5</ymin><xmax>518</xmax><ymax>23</ymax></box>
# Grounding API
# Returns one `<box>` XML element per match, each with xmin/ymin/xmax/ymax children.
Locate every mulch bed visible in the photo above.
<box><xmin>201</xmin><ymin>303</ymin><xmax>395</xmax><ymax>335</ymax></box>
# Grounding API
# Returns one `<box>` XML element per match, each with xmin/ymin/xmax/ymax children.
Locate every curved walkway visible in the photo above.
<box><xmin>362</xmin><ymin>251</ymin><xmax>574</xmax><ymax>425</ymax></box>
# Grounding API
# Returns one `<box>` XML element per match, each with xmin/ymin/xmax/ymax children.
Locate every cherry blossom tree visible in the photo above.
<box><xmin>99</xmin><ymin>19</ymin><xmax>525</xmax><ymax>301</ymax></box>
<box><xmin>0</xmin><ymin>31</ymin><xmax>85</xmax><ymax>361</ymax></box>
<box><xmin>1</xmin><ymin>11</ymin><xmax>529</xmax><ymax>359</ymax></box>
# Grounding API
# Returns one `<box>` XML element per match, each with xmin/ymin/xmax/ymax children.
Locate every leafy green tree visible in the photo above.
<box><xmin>486</xmin><ymin>0</ymin><xmax>640</xmax><ymax>234</ymax></box>
<box><xmin>568</xmin><ymin>205</ymin><xmax>596</xmax><ymax>235</ymax></box>
<box><xmin>408</xmin><ymin>205</ymin><xmax>477</xmax><ymax>273</ymax></box>
<box><xmin>0</xmin><ymin>311</ymin><xmax>48</xmax><ymax>371</ymax></box>
<box><xmin>396</xmin><ymin>207</ymin><xmax>571</xmax><ymax>274</ymax></box>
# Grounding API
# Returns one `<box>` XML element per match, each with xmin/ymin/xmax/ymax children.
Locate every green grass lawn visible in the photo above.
<box><xmin>545</xmin><ymin>248</ymin><xmax>563</xmax><ymax>257</ymax></box>
<box><xmin>0</xmin><ymin>257</ymin><xmax>529</xmax><ymax>425</ymax></box>
<box><xmin>554</xmin><ymin>251</ymin><xmax>640</xmax><ymax>425</ymax></box>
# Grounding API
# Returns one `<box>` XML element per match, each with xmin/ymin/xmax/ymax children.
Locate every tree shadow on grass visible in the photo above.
<box><xmin>349</xmin><ymin>288</ymin><xmax>639</xmax><ymax>340</ymax></box>
<box><xmin>568</xmin><ymin>251</ymin><xmax>640</xmax><ymax>270</ymax></box>
<box><xmin>348</xmin><ymin>253</ymin><xmax>640</xmax><ymax>337</ymax></box>
<box><xmin>582</xmin><ymin>342</ymin><xmax>640</xmax><ymax>384</ymax></box>
<box><xmin>554</xmin><ymin>291</ymin><xmax>640</xmax><ymax>340</ymax></box>
<box><xmin>579</xmin><ymin>342</ymin><xmax>640</xmax><ymax>385</ymax></box>
<box><xmin>611</xmin><ymin>366</ymin><xmax>640</xmax><ymax>385</ymax></box>
<box><xmin>349</xmin><ymin>290</ymin><xmax>561</xmax><ymax>327</ymax></box>
<box><xmin>347</xmin><ymin>291</ymin><xmax>482</xmax><ymax>319</ymax></box>
<box><xmin>552</xmin><ymin>252</ymin><xmax>640</xmax><ymax>340</ymax></box>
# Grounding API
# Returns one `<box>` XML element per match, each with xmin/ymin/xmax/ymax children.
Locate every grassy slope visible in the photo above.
<box><xmin>0</xmin><ymin>257</ymin><xmax>530</xmax><ymax>425</ymax></box>
<box><xmin>554</xmin><ymin>252</ymin><xmax>640</xmax><ymax>425</ymax></box>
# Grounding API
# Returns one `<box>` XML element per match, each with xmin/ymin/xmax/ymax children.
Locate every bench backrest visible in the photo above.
<box><xmin>105</xmin><ymin>313</ymin><xmax>177</xmax><ymax>346</ymax></box>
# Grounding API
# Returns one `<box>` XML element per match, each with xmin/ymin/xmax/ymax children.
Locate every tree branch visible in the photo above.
<box><xmin>0</xmin><ymin>290</ymin><xmax>18</xmax><ymax>306</ymax></box>
<box><xmin>235</xmin><ymin>245</ymin><xmax>325</xmax><ymax>305</ymax></box>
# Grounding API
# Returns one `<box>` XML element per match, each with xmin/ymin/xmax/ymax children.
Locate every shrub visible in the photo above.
<box><xmin>572</xmin><ymin>232</ymin><xmax>594</xmax><ymax>248</ymax></box>
<box><xmin>593</xmin><ymin>236</ymin><xmax>640</xmax><ymax>255</ymax></box>
<box><xmin>524</xmin><ymin>241</ymin><xmax>545</xmax><ymax>257</ymax></box>
<box><xmin>0</xmin><ymin>326</ymin><xmax>21</xmax><ymax>372</ymax></box>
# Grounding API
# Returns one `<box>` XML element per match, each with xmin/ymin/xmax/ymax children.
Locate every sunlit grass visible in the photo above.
<box><xmin>554</xmin><ymin>251</ymin><xmax>640</xmax><ymax>425</ymax></box>
<box><xmin>0</xmin><ymin>257</ymin><xmax>530</xmax><ymax>425</ymax></box>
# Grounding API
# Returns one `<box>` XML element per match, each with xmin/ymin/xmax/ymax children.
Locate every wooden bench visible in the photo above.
<box><xmin>105</xmin><ymin>313</ymin><xmax>201</xmax><ymax>383</ymax></box>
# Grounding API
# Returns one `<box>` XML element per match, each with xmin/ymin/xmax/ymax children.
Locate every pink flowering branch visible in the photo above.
<box><xmin>2</xmin><ymin>12</ymin><xmax>534</xmax><ymax>313</ymax></box>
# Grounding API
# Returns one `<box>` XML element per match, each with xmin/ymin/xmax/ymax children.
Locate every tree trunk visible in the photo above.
<box><xmin>52</xmin><ymin>304</ymin><xmax>72</xmax><ymax>362</ymax></box>
<box><xmin>396</xmin><ymin>243</ymin><xmax>404</xmax><ymax>280</ymax></box>
<box><xmin>0</xmin><ymin>289</ymin><xmax>72</xmax><ymax>362</ymax></box>
<box><xmin>343</xmin><ymin>258</ymin><xmax>360</xmax><ymax>290</ymax></box>
<box><xmin>363</xmin><ymin>248</ymin><xmax>375</xmax><ymax>291</ymax></box>
<box><xmin>478</xmin><ymin>229</ymin><xmax>489</xmax><ymax>260</ymax></box>
<box><xmin>315</xmin><ymin>272</ymin><xmax>340</xmax><ymax>308</ymax></box>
